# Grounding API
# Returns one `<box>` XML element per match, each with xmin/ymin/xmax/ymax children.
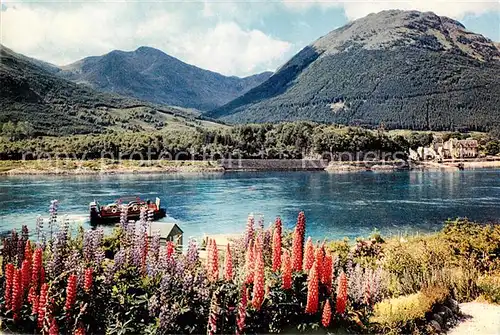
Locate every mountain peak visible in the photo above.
<box><xmin>313</xmin><ymin>9</ymin><xmax>499</xmax><ymax>62</ymax></box>
<box><xmin>207</xmin><ymin>10</ymin><xmax>500</xmax><ymax>131</ymax></box>
<box><xmin>56</xmin><ymin>45</ymin><xmax>272</xmax><ymax>111</ymax></box>
<box><xmin>133</xmin><ymin>46</ymin><xmax>166</xmax><ymax>56</ymax></box>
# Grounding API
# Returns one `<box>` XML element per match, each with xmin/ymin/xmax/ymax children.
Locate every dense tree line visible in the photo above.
<box><xmin>0</xmin><ymin>122</ymin><xmax>425</xmax><ymax>160</ymax></box>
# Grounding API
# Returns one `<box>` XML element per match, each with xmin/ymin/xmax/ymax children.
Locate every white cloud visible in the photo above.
<box><xmin>0</xmin><ymin>2</ymin><xmax>291</xmax><ymax>76</ymax></box>
<box><xmin>183</xmin><ymin>22</ymin><xmax>291</xmax><ymax>75</ymax></box>
<box><xmin>282</xmin><ymin>0</ymin><xmax>499</xmax><ymax>20</ymax></box>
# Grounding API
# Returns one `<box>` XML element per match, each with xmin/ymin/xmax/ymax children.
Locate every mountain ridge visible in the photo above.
<box><xmin>207</xmin><ymin>10</ymin><xmax>500</xmax><ymax>131</ymax></box>
<box><xmin>0</xmin><ymin>44</ymin><xmax>219</xmax><ymax>136</ymax></box>
<box><xmin>56</xmin><ymin>46</ymin><xmax>272</xmax><ymax>111</ymax></box>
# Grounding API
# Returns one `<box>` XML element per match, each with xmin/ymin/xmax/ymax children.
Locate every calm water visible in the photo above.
<box><xmin>1</xmin><ymin>170</ymin><xmax>499</xmax><ymax>241</ymax></box>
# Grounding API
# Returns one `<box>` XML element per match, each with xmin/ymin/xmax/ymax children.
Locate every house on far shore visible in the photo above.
<box><xmin>438</xmin><ymin>139</ymin><xmax>479</xmax><ymax>159</ymax></box>
<box><xmin>149</xmin><ymin>222</ymin><xmax>183</xmax><ymax>247</ymax></box>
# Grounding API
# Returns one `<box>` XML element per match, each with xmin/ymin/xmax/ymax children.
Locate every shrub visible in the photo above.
<box><xmin>477</xmin><ymin>274</ymin><xmax>500</xmax><ymax>304</ymax></box>
<box><xmin>370</xmin><ymin>286</ymin><xmax>449</xmax><ymax>333</ymax></box>
<box><xmin>442</xmin><ymin>218</ymin><xmax>500</xmax><ymax>272</ymax></box>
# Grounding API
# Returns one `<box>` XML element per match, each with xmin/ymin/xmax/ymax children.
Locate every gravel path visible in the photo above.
<box><xmin>448</xmin><ymin>302</ymin><xmax>500</xmax><ymax>335</ymax></box>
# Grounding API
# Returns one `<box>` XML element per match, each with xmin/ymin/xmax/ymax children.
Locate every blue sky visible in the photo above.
<box><xmin>1</xmin><ymin>0</ymin><xmax>499</xmax><ymax>76</ymax></box>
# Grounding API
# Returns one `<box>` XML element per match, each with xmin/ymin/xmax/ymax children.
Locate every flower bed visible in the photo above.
<box><xmin>0</xmin><ymin>203</ymin><xmax>498</xmax><ymax>334</ymax></box>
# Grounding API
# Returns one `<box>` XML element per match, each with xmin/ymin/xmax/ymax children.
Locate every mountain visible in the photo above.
<box><xmin>0</xmin><ymin>45</ymin><xmax>219</xmax><ymax>136</ymax></box>
<box><xmin>57</xmin><ymin>46</ymin><xmax>272</xmax><ymax>111</ymax></box>
<box><xmin>207</xmin><ymin>10</ymin><xmax>500</xmax><ymax>131</ymax></box>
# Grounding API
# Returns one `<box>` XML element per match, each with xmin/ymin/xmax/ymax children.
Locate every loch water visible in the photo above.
<box><xmin>1</xmin><ymin>170</ymin><xmax>499</xmax><ymax>241</ymax></box>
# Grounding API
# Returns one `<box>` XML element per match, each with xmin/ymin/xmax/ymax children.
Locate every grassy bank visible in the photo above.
<box><xmin>0</xmin><ymin>159</ymin><xmax>224</xmax><ymax>175</ymax></box>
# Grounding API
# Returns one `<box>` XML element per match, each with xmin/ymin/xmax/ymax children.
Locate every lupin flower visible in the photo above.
<box><xmin>322</xmin><ymin>300</ymin><xmax>332</xmax><ymax>327</ymax></box>
<box><xmin>315</xmin><ymin>244</ymin><xmax>324</xmax><ymax>280</ymax></box>
<box><xmin>31</xmin><ymin>248</ymin><xmax>43</xmax><ymax>289</ymax></box>
<box><xmin>21</xmin><ymin>259</ymin><xmax>32</xmax><ymax>293</ymax></box>
<box><xmin>94</xmin><ymin>248</ymin><xmax>105</xmax><ymax>268</ymax></box>
<box><xmin>348</xmin><ymin>263</ymin><xmax>365</xmax><ymax>305</ymax></box>
<box><xmin>292</xmin><ymin>211</ymin><xmax>306</xmax><ymax>272</ymax></box>
<box><xmin>336</xmin><ymin>271</ymin><xmax>348</xmax><ymax>315</ymax></box>
<box><xmin>263</xmin><ymin>228</ymin><xmax>272</xmax><ymax>257</ymax></box>
<box><xmin>364</xmin><ymin>276</ymin><xmax>371</xmax><ymax>306</ymax></box>
<box><xmin>205</xmin><ymin>239</ymin><xmax>213</xmax><ymax>273</ymax></box>
<box><xmin>275</xmin><ymin>216</ymin><xmax>282</xmax><ymax>238</ymax></box>
<box><xmin>148</xmin><ymin>294</ymin><xmax>160</xmax><ymax>317</ymax></box>
<box><xmin>28</xmin><ymin>285</ymin><xmax>36</xmax><ymax>303</ymax></box>
<box><xmin>31</xmin><ymin>293</ymin><xmax>39</xmax><ymax>315</ymax></box>
<box><xmin>209</xmin><ymin>240</ymin><xmax>219</xmax><ymax>282</ymax></box>
<box><xmin>224</xmin><ymin>244</ymin><xmax>233</xmax><ymax>281</ymax></box>
<box><xmin>31</xmin><ymin>248</ymin><xmax>42</xmax><ymax>289</ymax></box>
<box><xmin>48</xmin><ymin>229</ymin><xmax>68</xmax><ymax>278</ymax></box>
<box><xmin>24</xmin><ymin>240</ymin><xmax>33</xmax><ymax>264</ymax></box>
<box><xmin>4</xmin><ymin>263</ymin><xmax>14</xmax><ymax>310</ymax></box>
<box><xmin>12</xmin><ymin>269</ymin><xmax>23</xmax><ymax>318</ymax></box>
<box><xmin>252</xmin><ymin>239</ymin><xmax>265</xmax><ymax>310</ymax></box>
<box><xmin>104</xmin><ymin>262</ymin><xmax>115</xmax><ymax>285</ymax></box>
<box><xmin>119</xmin><ymin>204</ymin><xmax>128</xmax><ymax>231</ymax></box>
<box><xmin>370</xmin><ymin>267</ymin><xmax>385</xmax><ymax>304</ymax></box>
<box><xmin>48</xmin><ymin>200</ymin><xmax>58</xmax><ymax>239</ymax></box>
<box><xmin>281</xmin><ymin>250</ymin><xmax>292</xmax><ymax>290</ymax></box>
<box><xmin>257</xmin><ymin>215</ymin><xmax>264</xmax><ymax>230</ymax></box>
<box><xmin>17</xmin><ymin>239</ymin><xmax>25</xmax><ymax>268</ymax></box>
<box><xmin>244</xmin><ymin>240</ymin><xmax>255</xmax><ymax>284</ymax></box>
<box><xmin>207</xmin><ymin>293</ymin><xmax>218</xmax><ymax>335</ymax></box>
<box><xmin>236</xmin><ymin>284</ymin><xmax>247</xmax><ymax>335</ymax></box>
<box><xmin>36</xmin><ymin>215</ymin><xmax>44</xmax><ymax>242</ymax></box>
<box><xmin>40</xmin><ymin>267</ymin><xmax>46</xmax><ymax>287</ymax></box>
<box><xmin>305</xmin><ymin>262</ymin><xmax>319</xmax><ymax>314</ymax></box>
<box><xmin>303</xmin><ymin>237</ymin><xmax>315</xmax><ymax>272</ymax></box>
<box><xmin>244</xmin><ymin>215</ymin><xmax>255</xmax><ymax>247</ymax></box>
<box><xmin>64</xmin><ymin>274</ymin><xmax>77</xmax><ymax>314</ymax></box>
<box><xmin>84</xmin><ymin>267</ymin><xmax>93</xmax><ymax>292</ymax></box>
<box><xmin>149</xmin><ymin>230</ymin><xmax>161</xmax><ymax>263</ymax></box>
<box><xmin>166</xmin><ymin>241</ymin><xmax>175</xmax><ymax>259</ymax></box>
<box><xmin>322</xmin><ymin>253</ymin><xmax>334</xmax><ymax>293</ymax></box>
<box><xmin>37</xmin><ymin>283</ymin><xmax>48</xmax><ymax>329</ymax></box>
<box><xmin>74</xmin><ymin>326</ymin><xmax>86</xmax><ymax>335</ymax></box>
<box><xmin>186</xmin><ymin>239</ymin><xmax>199</xmax><ymax>268</ymax></box>
<box><xmin>272</xmin><ymin>221</ymin><xmax>282</xmax><ymax>272</ymax></box>
<box><xmin>139</xmin><ymin>207</ymin><xmax>149</xmax><ymax>235</ymax></box>
<box><xmin>49</xmin><ymin>318</ymin><xmax>59</xmax><ymax>335</ymax></box>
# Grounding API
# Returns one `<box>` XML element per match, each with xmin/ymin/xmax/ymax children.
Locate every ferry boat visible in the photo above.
<box><xmin>89</xmin><ymin>196</ymin><xmax>166</xmax><ymax>224</ymax></box>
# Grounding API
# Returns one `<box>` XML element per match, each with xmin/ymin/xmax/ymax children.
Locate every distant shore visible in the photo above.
<box><xmin>0</xmin><ymin>159</ymin><xmax>224</xmax><ymax>175</ymax></box>
<box><xmin>1</xmin><ymin>158</ymin><xmax>499</xmax><ymax>175</ymax></box>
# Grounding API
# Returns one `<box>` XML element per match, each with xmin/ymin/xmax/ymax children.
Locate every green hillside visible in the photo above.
<box><xmin>208</xmin><ymin>10</ymin><xmax>500</xmax><ymax>131</ymax></box>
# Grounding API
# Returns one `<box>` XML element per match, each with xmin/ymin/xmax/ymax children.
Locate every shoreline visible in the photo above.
<box><xmin>0</xmin><ymin>160</ymin><xmax>224</xmax><ymax>175</ymax></box>
<box><xmin>0</xmin><ymin>159</ymin><xmax>499</xmax><ymax>175</ymax></box>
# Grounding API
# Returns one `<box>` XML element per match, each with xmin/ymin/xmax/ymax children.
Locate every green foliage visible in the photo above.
<box><xmin>208</xmin><ymin>44</ymin><xmax>500</xmax><ymax>132</ymax></box>
<box><xmin>370</xmin><ymin>286</ymin><xmax>449</xmax><ymax>334</ymax></box>
<box><xmin>0</xmin><ymin>45</ymin><xmax>208</xmax><ymax>136</ymax></box>
<box><xmin>442</xmin><ymin>218</ymin><xmax>500</xmax><ymax>272</ymax></box>
<box><xmin>0</xmin><ymin>122</ymin><xmax>411</xmax><ymax>160</ymax></box>
<box><xmin>484</xmin><ymin>141</ymin><xmax>500</xmax><ymax>156</ymax></box>
<box><xmin>328</xmin><ymin>238</ymin><xmax>351</xmax><ymax>265</ymax></box>
<box><xmin>477</xmin><ymin>274</ymin><xmax>500</xmax><ymax>304</ymax></box>
<box><xmin>408</xmin><ymin>132</ymin><xmax>434</xmax><ymax>150</ymax></box>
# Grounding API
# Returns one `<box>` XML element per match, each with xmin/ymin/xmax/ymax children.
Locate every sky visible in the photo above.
<box><xmin>1</xmin><ymin>0</ymin><xmax>499</xmax><ymax>77</ymax></box>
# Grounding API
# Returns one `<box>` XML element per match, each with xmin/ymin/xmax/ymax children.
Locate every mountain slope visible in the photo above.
<box><xmin>57</xmin><ymin>46</ymin><xmax>272</xmax><ymax>111</ymax></box>
<box><xmin>0</xmin><ymin>45</ymin><xmax>216</xmax><ymax>136</ymax></box>
<box><xmin>207</xmin><ymin>10</ymin><xmax>500</xmax><ymax>131</ymax></box>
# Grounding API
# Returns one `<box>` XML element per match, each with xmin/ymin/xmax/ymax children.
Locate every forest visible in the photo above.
<box><xmin>0</xmin><ymin>122</ymin><xmax>443</xmax><ymax>160</ymax></box>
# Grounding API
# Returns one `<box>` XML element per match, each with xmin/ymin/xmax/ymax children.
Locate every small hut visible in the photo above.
<box><xmin>149</xmin><ymin>222</ymin><xmax>183</xmax><ymax>247</ymax></box>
